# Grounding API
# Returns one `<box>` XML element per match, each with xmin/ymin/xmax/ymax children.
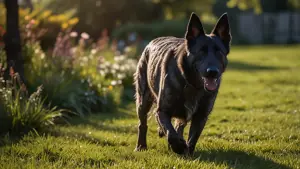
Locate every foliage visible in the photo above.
<box><xmin>111</xmin><ymin>19</ymin><xmax>215</xmax><ymax>41</ymax></box>
<box><xmin>151</xmin><ymin>0</ymin><xmax>216</xmax><ymax>21</ymax></box>
<box><xmin>44</xmin><ymin>0</ymin><xmax>162</xmax><ymax>38</ymax></box>
<box><xmin>0</xmin><ymin>3</ymin><xmax>79</xmax><ymax>50</ymax></box>
<box><xmin>21</xmin><ymin>29</ymin><xmax>137</xmax><ymax>117</ymax></box>
<box><xmin>0</xmin><ymin>3</ymin><xmax>78</xmax><ymax>29</ymax></box>
<box><xmin>227</xmin><ymin>0</ymin><xmax>300</xmax><ymax>14</ymax></box>
<box><xmin>0</xmin><ymin>45</ymin><xmax>299</xmax><ymax>168</ymax></box>
<box><xmin>0</xmin><ymin>67</ymin><xmax>66</xmax><ymax>134</ymax></box>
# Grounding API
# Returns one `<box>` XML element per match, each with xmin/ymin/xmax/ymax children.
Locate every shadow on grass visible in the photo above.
<box><xmin>194</xmin><ymin>149</ymin><xmax>291</xmax><ymax>169</ymax></box>
<box><xmin>58</xmin><ymin>104</ymin><xmax>137</xmax><ymax>135</ymax></box>
<box><xmin>50</xmin><ymin>130</ymin><xmax>130</xmax><ymax>147</ymax></box>
<box><xmin>228</xmin><ymin>61</ymin><xmax>286</xmax><ymax>71</ymax></box>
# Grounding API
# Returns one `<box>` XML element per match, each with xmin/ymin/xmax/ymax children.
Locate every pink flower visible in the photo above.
<box><xmin>30</xmin><ymin>19</ymin><xmax>36</xmax><ymax>25</ymax></box>
<box><xmin>70</xmin><ymin>31</ymin><xmax>78</xmax><ymax>37</ymax></box>
<box><xmin>81</xmin><ymin>32</ymin><xmax>90</xmax><ymax>39</ymax></box>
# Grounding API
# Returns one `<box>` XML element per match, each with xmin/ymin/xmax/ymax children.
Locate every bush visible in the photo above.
<box><xmin>0</xmin><ymin>3</ymin><xmax>79</xmax><ymax>50</ymax></box>
<box><xmin>111</xmin><ymin>19</ymin><xmax>215</xmax><ymax>41</ymax></box>
<box><xmin>23</xmin><ymin>41</ymin><xmax>104</xmax><ymax>117</ymax></box>
<box><xmin>0</xmin><ymin>68</ymin><xmax>66</xmax><ymax>135</ymax></box>
<box><xmin>22</xmin><ymin>30</ymin><xmax>137</xmax><ymax>117</ymax></box>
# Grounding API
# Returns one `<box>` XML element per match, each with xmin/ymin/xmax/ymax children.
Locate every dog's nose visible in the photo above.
<box><xmin>205</xmin><ymin>67</ymin><xmax>219</xmax><ymax>78</ymax></box>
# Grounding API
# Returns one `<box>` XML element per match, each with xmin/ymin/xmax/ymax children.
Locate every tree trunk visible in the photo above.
<box><xmin>4</xmin><ymin>0</ymin><xmax>25</xmax><ymax>84</ymax></box>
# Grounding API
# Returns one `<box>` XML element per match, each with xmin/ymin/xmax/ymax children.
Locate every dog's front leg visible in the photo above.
<box><xmin>156</xmin><ymin>110</ymin><xmax>187</xmax><ymax>155</ymax></box>
<box><xmin>187</xmin><ymin>93</ymin><xmax>217</xmax><ymax>155</ymax></box>
<box><xmin>186</xmin><ymin>113</ymin><xmax>208</xmax><ymax>155</ymax></box>
<box><xmin>156</xmin><ymin>84</ymin><xmax>188</xmax><ymax>154</ymax></box>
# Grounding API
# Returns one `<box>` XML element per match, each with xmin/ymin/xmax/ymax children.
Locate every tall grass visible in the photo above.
<box><xmin>0</xmin><ymin>68</ymin><xmax>66</xmax><ymax>134</ymax></box>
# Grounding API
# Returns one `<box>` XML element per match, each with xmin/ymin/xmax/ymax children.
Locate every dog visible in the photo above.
<box><xmin>134</xmin><ymin>12</ymin><xmax>231</xmax><ymax>155</ymax></box>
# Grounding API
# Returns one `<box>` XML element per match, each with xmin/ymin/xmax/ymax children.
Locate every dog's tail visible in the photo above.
<box><xmin>133</xmin><ymin>47</ymin><xmax>150</xmax><ymax>105</ymax></box>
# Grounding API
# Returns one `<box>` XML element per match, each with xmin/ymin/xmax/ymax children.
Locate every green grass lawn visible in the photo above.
<box><xmin>1</xmin><ymin>45</ymin><xmax>300</xmax><ymax>169</ymax></box>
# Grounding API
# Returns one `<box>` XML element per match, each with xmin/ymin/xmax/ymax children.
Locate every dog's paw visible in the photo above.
<box><xmin>167</xmin><ymin>133</ymin><xmax>188</xmax><ymax>155</ymax></box>
<box><xmin>134</xmin><ymin>145</ymin><xmax>147</xmax><ymax>152</ymax></box>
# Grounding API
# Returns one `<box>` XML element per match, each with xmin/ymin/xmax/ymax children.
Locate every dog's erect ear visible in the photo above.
<box><xmin>211</xmin><ymin>13</ymin><xmax>232</xmax><ymax>50</ymax></box>
<box><xmin>185</xmin><ymin>13</ymin><xmax>205</xmax><ymax>40</ymax></box>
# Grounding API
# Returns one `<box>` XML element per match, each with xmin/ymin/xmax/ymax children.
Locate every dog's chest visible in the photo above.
<box><xmin>183</xmin><ymin>86</ymin><xmax>204</xmax><ymax>121</ymax></box>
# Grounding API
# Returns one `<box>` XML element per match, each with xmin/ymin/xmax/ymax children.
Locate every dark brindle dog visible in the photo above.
<box><xmin>134</xmin><ymin>12</ymin><xmax>231</xmax><ymax>155</ymax></box>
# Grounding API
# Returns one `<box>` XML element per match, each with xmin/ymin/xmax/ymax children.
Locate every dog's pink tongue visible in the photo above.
<box><xmin>204</xmin><ymin>78</ymin><xmax>217</xmax><ymax>91</ymax></box>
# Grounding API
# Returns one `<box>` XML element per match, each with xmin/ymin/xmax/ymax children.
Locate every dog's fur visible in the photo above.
<box><xmin>134</xmin><ymin>12</ymin><xmax>232</xmax><ymax>155</ymax></box>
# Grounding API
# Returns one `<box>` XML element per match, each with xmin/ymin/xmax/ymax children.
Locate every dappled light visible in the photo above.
<box><xmin>0</xmin><ymin>0</ymin><xmax>299</xmax><ymax>168</ymax></box>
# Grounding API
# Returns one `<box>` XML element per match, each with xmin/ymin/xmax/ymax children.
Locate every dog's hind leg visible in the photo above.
<box><xmin>134</xmin><ymin>51</ymin><xmax>153</xmax><ymax>152</ymax></box>
<box><xmin>174</xmin><ymin>119</ymin><xmax>187</xmax><ymax>140</ymax></box>
<box><xmin>134</xmin><ymin>89</ymin><xmax>152</xmax><ymax>151</ymax></box>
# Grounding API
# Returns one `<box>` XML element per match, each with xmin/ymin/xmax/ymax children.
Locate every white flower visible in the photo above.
<box><xmin>111</xmin><ymin>80</ymin><xmax>117</xmax><ymax>86</ymax></box>
<box><xmin>70</xmin><ymin>32</ymin><xmax>78</xmax><ymax>37</ymax></box>
<box><xmin>81</xmin><ymin>32</ymin><xmax>90</xmax><ymax>39</ymax></box>
<box><xmin>99</xmin><ymin>70</ymin><xmax>105</xmax><ymax>76</ymax></box>
<box><xmin>114</xmin><ymin>56</ymin><xmax>119</xmax><ymax>61</ymax></box>
<box><xmin>124</xmin><ymin>47</ymin><xmax>131</xmax><ymax>53</ymax></box>
<box><xmin>112</xmin><ymin>64</ymin><xmax>120</xmax><ymax>70</ymax></box>
<box><xmin>40</xmin><ymin>53</ymin><xmax>45</xmax><ymax>59</ymax></box>
<box><xmin>118</xmin><ymin>55</ymin><xmax>125</xmax><ymax>61</ymax></box>
<box><xmin>91</xmin><ymin>49</ymin><xmax>97</xmax><ymax>54</ymax></box>
<box><xmin>120</xmin><ymin>66</ymin><xmax>125</xmax><ymax>71</ymax></box>
<box><xmin>117</xmin><ymin>74</ymin><xmax>125</xmax><ymax>79</ymax></box>
<box><xmin>83</xmin><ymin>56</ymin><xmax>88</xmax><ymax>62</ymax></box>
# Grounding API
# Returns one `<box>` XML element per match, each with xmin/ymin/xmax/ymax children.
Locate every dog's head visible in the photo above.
<box><xmin>184</xmin><ymin>12</ymin><xmax>231</xmax><ymax>92</ymax></box>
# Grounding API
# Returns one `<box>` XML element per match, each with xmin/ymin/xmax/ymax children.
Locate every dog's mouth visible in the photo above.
<box><xmin>202</xmin><ymin>77</ymin><xmax>218</xmax><ymax>92</ymax></box>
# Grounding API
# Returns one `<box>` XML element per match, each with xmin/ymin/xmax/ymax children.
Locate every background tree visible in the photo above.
<box><xmin>3</xmin><ymin>0</ymin><xmax>25</xmax><ymax>83</ymax></box>
<box><xmin>227</xmin><ymin>0</ymin><xmax>300</xmax><ymax>14</ymax></box>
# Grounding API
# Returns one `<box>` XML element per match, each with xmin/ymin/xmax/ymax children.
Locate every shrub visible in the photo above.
<box><xmin>0</xmin><ymin>3</ymin><xmax>79</xmax><ymax>50</ymax></box>
<box><xmin>111</xmin><ymin>19</ymin><xmax>215</xmax><ymax>41</ymax></box>
<box><xmin>0</xmin><ymin>68</ymin><xmax>66</xmax><ymax>135</ymax></box>
<box><xmin>22</xmin><ymin>30</ymin><xmax>137</xmax><ymax>116</ymax></box>
<box><xmin>23</xmin><ymin>41</ymin><xmax>103</xmax><ymax>117</ymax></box>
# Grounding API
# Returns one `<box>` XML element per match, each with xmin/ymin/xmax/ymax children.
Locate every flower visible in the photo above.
<box><xmin>61</xmin><ymin>23</ymin><xmax>68</xmax><ymax>29</ymax></box>
<box><xmin>111</xmin><ymin>80</ymin><xmax>117</xmax><ymax>86</ymax></box>
<box><xmin>24</xmin><ymin>15</ymin><xmax>30</xmax><ymax>21</ymax></box>
<box><xmin>124</xmin><ymin>47</ymin><xmax>132</xmax><ymax>53</ymax></box>
<box><xmin>40</xmin><ymin>53</ymin><xmax>45</xmax><ymax>59</ymax></box>
<box><xmin>117</xmin><ymin>74</ymin><xmax>125</xmax><ymax>79</ymax></box>
<box><xmin>91</xmin><ymin>49</ymin><xmax>97</xmax><ymax>54</ymax></box>
<box><xmin>83</xmin><ymin>56</ymin><xmax>88</xmax><ymax>62</ymax></box>
<box><xmin>70</xmin><ymin>32</ymin><xmax>78</xmax><ymax>37</ymax></box>
<box><xmin>68</xmin><ymin>18</ymin><xmax>79</xmax><ymax>25</ymax></box>
<box><xmin>30</xmin><ymin>19</ymin><xmax>36</xmax><ymax>25</ymax></box>
<box><xmin>81</xmin><ymin>32</ymin><xmax>90</xmax><ymax>40</ymax></box>
<box><xmin>108</xmin><ymin>85</ymin><xmax>113</xmax><ymax>90</ymax></box>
